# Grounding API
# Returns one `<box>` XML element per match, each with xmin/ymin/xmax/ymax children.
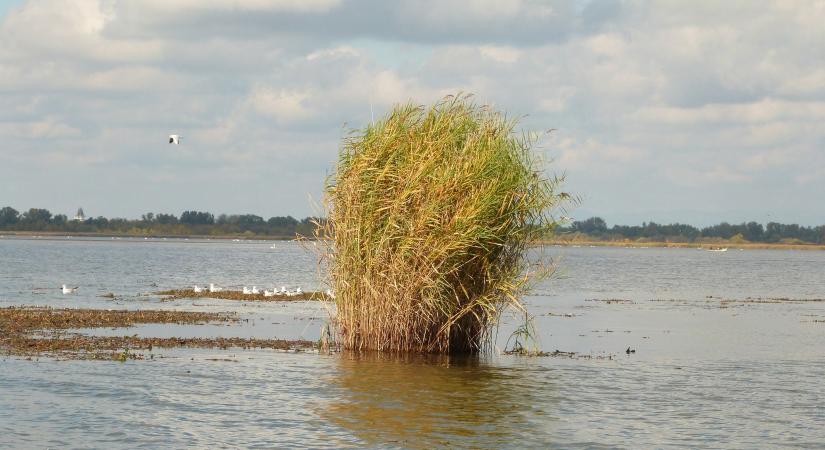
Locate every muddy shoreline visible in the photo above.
<box><xmin>1</xmin><ymin>307</ymin><xmax>316</xmax><ymax>360</ymax></box>
<box><xmin>541</xmin><ymin>239</ymin><xmax>825</xmax><ymax>251</ymax></box>
<box><xmin>0</xmin><ymin>231</ymin><xmax>298</xmax><ymax>241</ymax></box>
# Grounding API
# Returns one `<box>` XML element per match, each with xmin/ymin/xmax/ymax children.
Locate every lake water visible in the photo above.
<box><xmin>2</xmin><ymin>237</ymin><xmax>825</xmax><ymax>448</ymax></box>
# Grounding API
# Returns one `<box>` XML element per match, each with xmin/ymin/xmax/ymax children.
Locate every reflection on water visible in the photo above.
<box><xmin>322</xmin><ymin>352</ymin><xmax>556</xmax><ymax>448</ymax></box>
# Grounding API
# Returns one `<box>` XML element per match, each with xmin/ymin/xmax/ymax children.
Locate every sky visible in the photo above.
<box><xmin>0</xmin><ymin>0</ymin><xmax>823</xmax><ymax>226</ymax></box>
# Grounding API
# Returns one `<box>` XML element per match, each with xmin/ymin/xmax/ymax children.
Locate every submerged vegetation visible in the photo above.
<box><xmin>318</xmin><ymin>94</ymin><xmax>569</xmax><ymax>354</ymax></box>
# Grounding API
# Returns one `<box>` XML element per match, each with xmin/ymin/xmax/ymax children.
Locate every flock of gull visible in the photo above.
<box><xmin>60</xmin><ymin>283</ymin><xmax>333</xmax><ymax>298</ymax></box>
<box><xmin>193</xmin><ymin>283</ymin><xmax>305</xmax><ymax>297</ymax></box>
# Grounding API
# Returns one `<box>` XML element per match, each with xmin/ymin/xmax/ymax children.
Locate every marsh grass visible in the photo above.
<box><xmin>317</xmin><ymin>94</ymin><xmax>569</xmax><ymax>354</ymax></box>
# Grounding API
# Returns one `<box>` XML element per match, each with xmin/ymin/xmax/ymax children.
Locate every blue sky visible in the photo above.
<box><xmin>0</xmin><ymin>0</ymin><xmax>24</xmax><ymax>19</ymax></box>
<box><xmin>1</xmin><ymin>1</ymin><xmax>823</xmax><ymax>226</ymax></box>
<box><xmin>0</xmin><ymin>0</ymin><xmax>22</xmax><ymax>16</ymax></box>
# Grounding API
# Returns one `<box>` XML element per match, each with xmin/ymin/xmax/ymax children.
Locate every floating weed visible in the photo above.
<box><xmin>504</xmin><ymin>312</ymin><xmax>543</xmax><ymax>356</ymax></box>
<box><xmin>117</xmin><ymin>348</ymin><xmax>130</xmax><ymax>362</ymax></box>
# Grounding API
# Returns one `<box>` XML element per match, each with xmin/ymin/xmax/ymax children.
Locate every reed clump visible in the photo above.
<box><xmin>318</xmin><ymin>94</ymin><xmax>568</xmax><ymax>354</ymax></box>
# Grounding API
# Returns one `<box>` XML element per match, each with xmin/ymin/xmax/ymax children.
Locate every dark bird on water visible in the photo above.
<box><xmin>626</xmin><ymin>347</ymin><xmax>636</xmax><ymax>354</ymax></box>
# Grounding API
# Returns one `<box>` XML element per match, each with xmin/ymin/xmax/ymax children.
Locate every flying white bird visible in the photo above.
<box><xmin>61</xmin><ymin>284</ymin><xmax>78</xmax><ymax>294</ymax></box>
<box><xmin>168</xmin><ymin>134</ymin><xmax>181</xmax><ymax>145</ymax></box>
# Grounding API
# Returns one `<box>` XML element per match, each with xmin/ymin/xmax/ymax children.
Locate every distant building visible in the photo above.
<box><xmin>74</xmin><ymin>207</ymin><xmax>85</xmax><ymax>221</ymax></box>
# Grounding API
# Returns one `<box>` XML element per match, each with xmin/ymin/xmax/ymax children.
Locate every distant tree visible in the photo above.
<box><xmin>764</xmin><ymin>222</ymin><xmax>779</xmax><ymax>242</ymax></box>
<box><xmin>21</xmin><ymin>208</ymin><xmax>52</xmax><ymax>228</ymax></box>
<box><xmin>89</xmin><ymin>216</ymin><xmax>109</xmax><ymax>228</ymax></box>
<box><xmin>0</xmin><ymin>206</ymin><xmax>19</xmax><ymax>227</ymax></box>
<box><xmin>572</xmin><ymin>217</ymin><xmax>608</xmax><ymax>234</ymax></box>
<box><xmin>52</xmin><ymin>214</ymin><xmax>68</xmax><ymax>226</ymax></box>
<box><xmin>744</xmin><ymin>221</ymin><xmax>764</xmax><ymax>242</ymax></box>
<box><xmin>702</xmin><ymin>222</ymin><xmax>738</xmax><ymax>239</ymax></box>
<box><xmin>155</xmin><ymin>213</ymin><xmax>178</xmax><ymax>225</ymax></box>
<box><xmin>267</xmin><ymin>216</ymin><xmax>298</xmax><ymax>227</ymax></box>
<box><xmin>180</xmin><ymin>210</ymin><xmax>215</xmax><ymax>225</ymax></box>
<box><xmin>236</xmin><ymin>214</ymin><xmax>265</xmax><ymax>227</ymax></box>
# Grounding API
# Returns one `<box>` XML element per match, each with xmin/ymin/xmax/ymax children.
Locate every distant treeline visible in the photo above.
<box><xmin>560</xmin><ymin>217</ymin><xmax>825</xmax><ymax>245</ymax></box>
<box><xmin>0</xmin><ymin>207</ymin><xmax>318</xmax><ymax>237</ymax></box>
<box><xmin>3</xmin><ymin>206</ymin><xmax>823</xmax><ymax>244</ymax></box>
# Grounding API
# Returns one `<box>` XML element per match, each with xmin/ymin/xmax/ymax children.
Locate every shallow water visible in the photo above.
<box><xmin>2</xmin><ymin>237</ymin><xmax>825</xmax><ymax>448</ymax></box>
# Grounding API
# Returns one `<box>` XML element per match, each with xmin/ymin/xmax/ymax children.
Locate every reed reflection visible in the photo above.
<box><xmin>321</xmin><ymin>352</ymin><xmax>557</xmax><ymax>448</ymax></box>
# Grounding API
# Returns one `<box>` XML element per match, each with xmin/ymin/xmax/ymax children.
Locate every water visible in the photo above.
<box><xmin>2</xmin><ymin>237</ymin><xmax>825</xmax><ymax>448</ymax></box>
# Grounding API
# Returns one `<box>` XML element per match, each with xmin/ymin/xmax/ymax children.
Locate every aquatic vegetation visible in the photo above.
<box><xmin>317</xmin><ymin>94</ymin><xmax>569</xmax><ymax>353</ymax></box>
<box><xmin>585</xmin><ymin>298</ymin><xmax>635</xmax><ymax>304</ymax></box>
<box><xmin>504</xmin><ymin>312</ymin><xmax>542</xmax><ymax>356</ymax></box>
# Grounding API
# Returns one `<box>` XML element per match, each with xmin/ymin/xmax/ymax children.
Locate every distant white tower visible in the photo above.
<box><xmin>74</xmin><ymin>207</ymin><xmax>85</xmax><ymax>221</ymax></box>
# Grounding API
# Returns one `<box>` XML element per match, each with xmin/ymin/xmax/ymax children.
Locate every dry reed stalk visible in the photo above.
<box><xmin>317</xmin><ymin>94</ymin><xmax>569</xmax><ymax>353</ymax></box>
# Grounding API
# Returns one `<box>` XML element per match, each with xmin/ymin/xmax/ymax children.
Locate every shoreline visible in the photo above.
<box><xmin>539</xmin><ymin>239</ymin><xmax>825</xmax><ymax>251</ymax></box>
<box><xmin>3</xmin><ymin>231</ymin><xmax>824</xmax><ymax>251</ymax></box>
<box><xmin>0</xmin><ymin>230</ymin><xmax>299</xmax><ymax>241</ymax></box>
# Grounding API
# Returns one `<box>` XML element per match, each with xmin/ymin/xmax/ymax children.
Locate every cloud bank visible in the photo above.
<box><xmin>1</xmin><ymin>0</ymin><xmax>823</xmax><ymax>225</ymax></box>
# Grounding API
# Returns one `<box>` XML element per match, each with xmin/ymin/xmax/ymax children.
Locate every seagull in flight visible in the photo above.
<box><xmin>169</xmin><ymin>134</ymin><xmax>181</xmax><ymax>145</ymax></box>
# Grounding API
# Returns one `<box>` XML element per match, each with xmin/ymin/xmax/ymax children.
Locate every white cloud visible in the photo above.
<box><xmin>554</xmin><ymin>137</ymin><xmax>647</xmax><ymax>172</ymax></box>
<box><xmin>134</xmin><ymin>0</ymin><xmax>341</xmax><ymax>14</ymax></box>
<box><xmin>632</xmin><ymin>100</ymin><xmax>825</xmax><ymax>125</ymax></box>
<box><xmin>478</xmin><ymin>46</ymin><xmax>522</xmax><ymax>64</ymax></box>
<box><xmin>248</xmin><ymin>87</ymin><xmax>314</xmax><ymax>123</ymax></box>
<box><xmin>0</xmin><ymin>118</ymin><xmax>82</xmax><ymax>139</ymax></box>
<box><xmin>0</xmin><ymin>0</ymin><xmax>823</xmax><ymax>224</ymax></box>
<box><xmin>0</xmin><ymin>0</ymin><xmax>161</xmax><ymax>63</ymax></box>
<box><xmin>665</xmin><ymin>165</ymin><xmax>752</xmax><ymax>187</ymax></box>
